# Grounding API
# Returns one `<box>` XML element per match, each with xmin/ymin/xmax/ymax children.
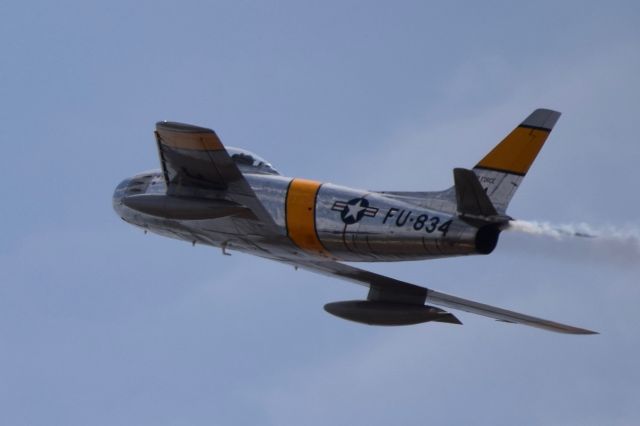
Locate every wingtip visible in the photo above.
<box><xmin>521</xmin><ymin>108</ymin><xmax>562</xmax><ymax>131</ymax></box>
<box><xmin>434</xmin><ymin>313</ymin><xmax>463</xmax><ymax>325</ymax></box>
<box><xmin>560</xmin><ymin>327</ymin><xmax>599</xmax><ymax>335</ymax></box>
<box><xmin>155</xmin><ymin>121</ymin><xmax>214</xmax><ymax>134</ymax></box>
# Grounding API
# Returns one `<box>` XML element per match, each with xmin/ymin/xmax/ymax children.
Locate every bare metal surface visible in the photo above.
<box><xmin>113</xmin><ymin>110</ymin><xmax>596</xmax><ymax>334</ymax></box>
<box><xmin>520</xmin><ymin>108</ymin><xmax>561</xmax><ymax>130</ymax></box>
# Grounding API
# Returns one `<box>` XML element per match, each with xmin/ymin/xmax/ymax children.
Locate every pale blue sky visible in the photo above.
<box><xmin>1</xmin><ymin>1</ymin><xmax>639</xmax><ymax>425</ymax></box>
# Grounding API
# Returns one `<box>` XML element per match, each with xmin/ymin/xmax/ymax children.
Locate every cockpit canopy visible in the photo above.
<box><xmin>226</xmin><ymin>147</ymin><xmax>279</xmax><ymax>175</ymax></box>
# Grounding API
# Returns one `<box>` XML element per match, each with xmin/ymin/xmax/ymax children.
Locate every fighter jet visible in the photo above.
<box><xmin>113</xmin><ymin>109</ymin><xmax>596</xmax><ymax>334</ymax></box>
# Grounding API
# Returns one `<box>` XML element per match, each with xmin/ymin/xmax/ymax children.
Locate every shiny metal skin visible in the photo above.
<box><xmin>113</xmin><ymin>172</ymin><xmax>486</xmax><ymax>262</ymax></box>
<box><xmin>112</xmin><ymin>110</ymin><xmax>597</xmax><ymax>334</ymax></box>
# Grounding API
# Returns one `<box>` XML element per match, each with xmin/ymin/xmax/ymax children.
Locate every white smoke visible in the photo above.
<box><xmin>505</xmin><ymin>220</ymin><xmax>640</xmax><ymax>265</ymax></box>
<box><xmin>507</xmin><ymin>220</ymin><xmax>639</xmax><ymax>241</ymax></box>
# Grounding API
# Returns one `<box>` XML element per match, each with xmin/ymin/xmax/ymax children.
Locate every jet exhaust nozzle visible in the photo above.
<box><xmin>475</xmin><ymin>224</ymin><xmax>501</xmax><ymax>255</ymax></box>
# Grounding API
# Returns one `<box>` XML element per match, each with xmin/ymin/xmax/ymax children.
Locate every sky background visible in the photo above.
<box><xmin>1</xmin><ymin>1</ymin><xmax>639</xmax><ymax>425</ymax></box>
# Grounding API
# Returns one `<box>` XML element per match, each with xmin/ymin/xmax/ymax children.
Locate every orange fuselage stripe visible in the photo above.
<box><xmin>286</xmin><ymin>178</ymin><xmax>329</xmax><ymax>256</ymax></box>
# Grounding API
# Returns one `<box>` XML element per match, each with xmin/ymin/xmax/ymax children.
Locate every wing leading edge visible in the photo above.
<box><xmin>279</xmin><ymin>259</ymin><xmax>596</xmax><ymax>335</ymax></box>
<box><xmin>154</xmin><ymin>122</ymin><xmax>278</xmax><ymax>229</ymax></box>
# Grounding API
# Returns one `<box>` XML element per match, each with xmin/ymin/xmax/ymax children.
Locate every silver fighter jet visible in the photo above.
<box><xmin>113</xmin><ymin>109</ymin><xmax>596</xmax><ymax>334</ymax></box>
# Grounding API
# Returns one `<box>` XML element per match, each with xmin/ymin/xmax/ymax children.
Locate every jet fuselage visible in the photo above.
<box><xmin>110</xmin><ymin>110</ymin><xmax>599</xmax><ymax>334</ymax></box>
<box><xmin>113</xmin><ymin>170</ymin><xmax>498</xmax><ymax>263</ymax></box>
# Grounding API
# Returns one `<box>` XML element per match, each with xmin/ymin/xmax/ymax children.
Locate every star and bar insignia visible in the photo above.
<box><xmin>331</xmin><ymin>197</ymin><xmax>379</xmax><ymax>225</ymax></box>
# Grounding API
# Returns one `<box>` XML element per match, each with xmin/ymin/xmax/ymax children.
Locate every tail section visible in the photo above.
<box><xmin>454</xmin><ymin>168</ymin><xmax>502</xmax><ymax>221</ymax></box>
<box><xmin>473</xmin><ymin>108</ymin><xmax>561</xmax><ymax>213</ymax></box>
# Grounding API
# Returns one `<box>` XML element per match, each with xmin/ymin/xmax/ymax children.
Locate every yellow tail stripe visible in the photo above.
<box><xmin>476</xmin><ymin>126</ymin><xmax>550</xmax><ymax>176</ymax></box>
<box><xmin>286</xmin><ymin>178</ymin><xmax>329</xmax><ymax>256</ymax></box>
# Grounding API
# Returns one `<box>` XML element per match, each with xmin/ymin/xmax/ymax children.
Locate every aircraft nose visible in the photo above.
<box><xmin>113</xmin><ymin>178</ymin><xmax>131</xmax><ymax>209</ymax></box>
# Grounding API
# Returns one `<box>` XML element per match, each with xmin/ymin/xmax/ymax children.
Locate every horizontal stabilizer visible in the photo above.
<box><xmin>454</xmin><ymin>168</ymin><xmax>497</xmax><ymax>216</ymax></box>
<box><xmin>454</xmin><ymin>168</ymin><xmax>510</xmax><ymax>224</ymax></box>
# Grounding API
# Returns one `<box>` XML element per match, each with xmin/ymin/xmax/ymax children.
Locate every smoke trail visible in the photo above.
<box><xmin>504</xmin><ymin>219</ymin><xmax>640</xmax><ymax>264</ymax></box>
<box><xmin>507</xmin><ymin>220</ymin><xmax>639</xmax><ymax>241</ymax></box>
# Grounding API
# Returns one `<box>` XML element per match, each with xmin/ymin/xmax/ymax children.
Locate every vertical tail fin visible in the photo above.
<box><xmin>473</xmin><ymin>108</ymin><xmax>561</xmax><ymax>213</ymax></box>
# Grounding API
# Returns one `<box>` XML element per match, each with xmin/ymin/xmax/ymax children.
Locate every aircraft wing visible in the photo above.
<box><xmin>154</xmin><ymin>122</ymin><xmax>277</xmax><ymax>228</ymax></box>
<box><xmin>281</xmin><ymin>258</ymin><xmax>596</xmax><ymax>334</ymax></box>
